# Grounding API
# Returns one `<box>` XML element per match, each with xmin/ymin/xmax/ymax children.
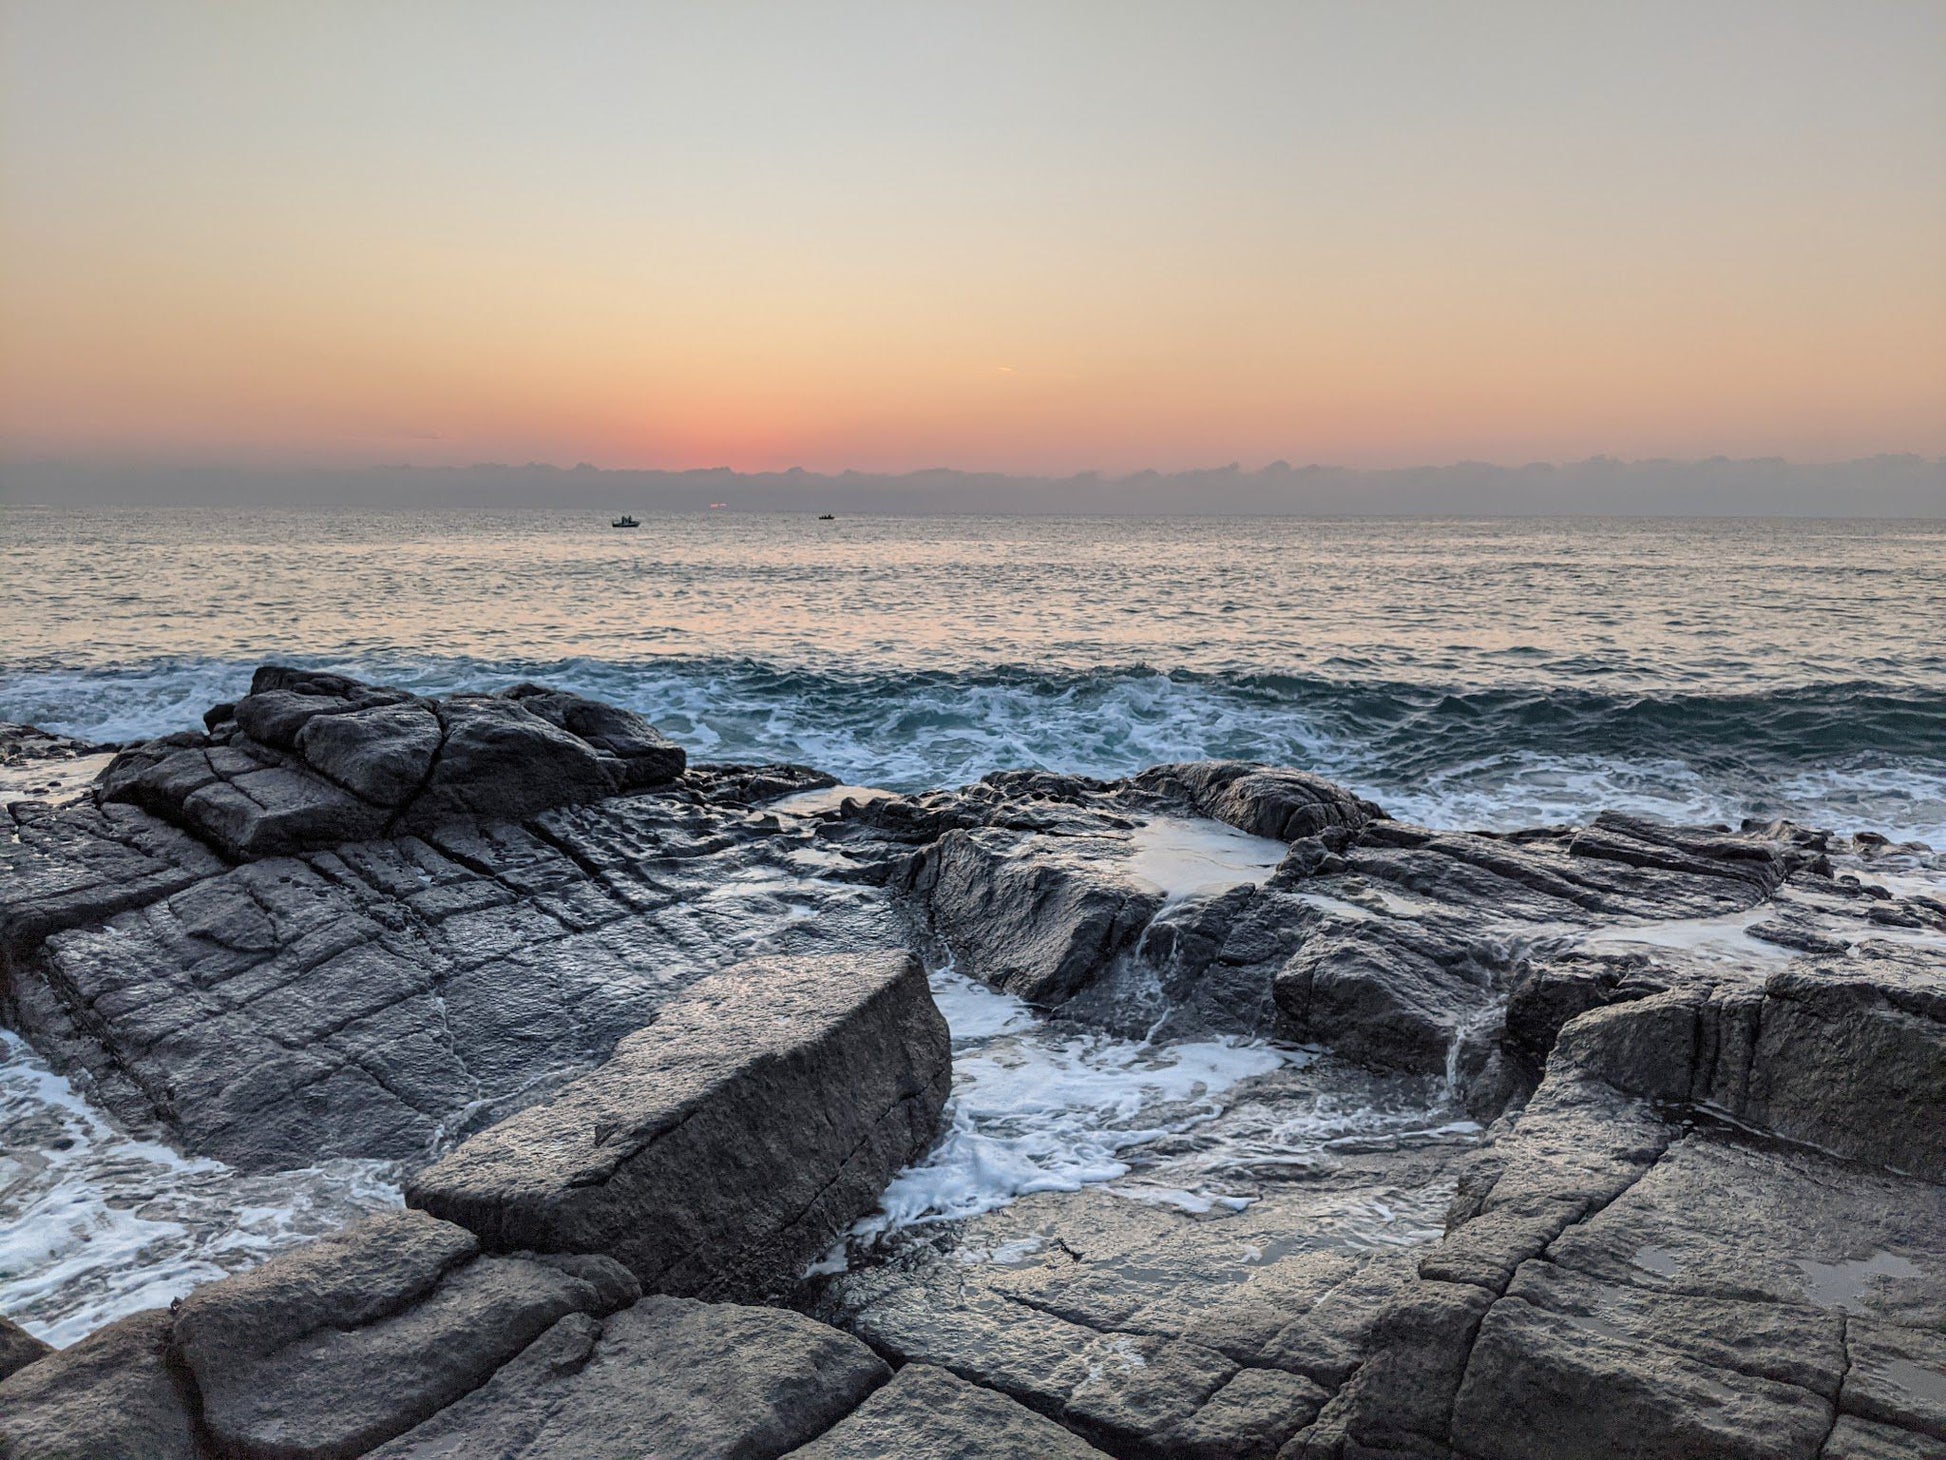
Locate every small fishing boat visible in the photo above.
<box><xmin>817</xmin><ymin>513</ymin><xmax>835</xmax><ymax>521</ymax></box>
<box><xmin>611</xmin><ymin>514</ymin><xmax>640</xmax><ymax>528</ymax></box>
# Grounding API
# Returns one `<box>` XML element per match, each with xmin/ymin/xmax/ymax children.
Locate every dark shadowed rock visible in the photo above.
<box><xmin>1552</xmin><ymin>947</ymin><xmax>1946</xmax><ymax>1181</ymax></box>
<box><xmin>788</xmin><ymin>1363</ymin><xmax>1115</xmax><ymax>1459</ymax></box>
<box><xmin>92</xmin><ymin>667</ymin><xmax>689</xmax><ymax>861</ymax></box>
<box><xmin>1132</xmin><ymin>761</ymin><xmax>1381</xmax><ymax>841</ymax></box>
<box><xmin>1273</xmin><ymin>918</ymin><xmax>1494</xmax><ymax>1074</ymax></box>
<box><xmin>372</xmin><ymin>1297</ymin><xmax>888</xmax><ymax>1459</ymax></box>
<box><xmin>232</xmin><ymin>666</ymin><xmax>418</xmax><ymax>750</ymax></box>
<box><xmin>0</xmin><ymin>1310</ymin><xmax>200</xmax><ymax>1460</ymax></box>
<box><xmin>501</xmin><ymin>683</ymin><xmax>686</xmax><ymax>789</ymax></box>
<box><xmin>904</xmin><ymin>824</ymin><xmax>1162</xmax><ymax>1005</ymax></box>
<box><xmin>408</xmin><ymin>951</ymin><xmax>951</xmax><ymax>1300</ymax></box>
<box><xmin>0</xmin><ymin>1315</ymin><xmax>49</xmax><ymax>1381</ymax></box>
<box><xmin>173</xmin><ymin>1208</ymin><xmax>639</xmax><ymax>1460</ymax></box>
<box><xmin>295</xmin><ymin>700</ymin><xmax>443</xmax><ymax>806</ymax></box>
<box><xmin>405</xmin><ymin>694</ymin><xmax>612</xmax><ymax>825</ymax></box>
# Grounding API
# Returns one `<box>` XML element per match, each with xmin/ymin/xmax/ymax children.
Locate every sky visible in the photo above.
<box><xmin>3</xmin><ymin>1</ymin><xmax>1943</xmax><ymax>479</ymax></box>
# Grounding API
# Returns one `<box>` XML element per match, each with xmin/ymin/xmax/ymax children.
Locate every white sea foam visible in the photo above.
<box><xmin>852</xmin><ymin>969</ymin><xmax>1293</xmax><ymax>1241</ymax></box>
<box><xmin>0</xmin><ymin>1033</ymin><xmax>402</xmax><ymax>1346</ymax></box>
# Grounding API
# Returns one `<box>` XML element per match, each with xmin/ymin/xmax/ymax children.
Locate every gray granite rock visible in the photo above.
<box><xmin>1823</xmin><ymin>1415</ymin><xmax>1946</xmax><ymax>1460</ymax></box>
<box><xmin>173</xmin><ymin>1209</ymin><xmax>638</xmax><ymax>1460</ymax></box>
<box><xmin>0</xmin><ymin>1314</ymin><xmax>51</xmax><ymax>1381</ymax></box>
<box><xmin>2</xmin><ymin>751</ymin><xmax>898</xmax><ymax>1169</ymax></box>
<box><xmin>786</xmin><ymin>1362</ymin><xmax>1115</xmax><ymax>1460</ymax></box>
<box><xmin>1129</xmin><ymin>761</ymin><xmax>1381</xmax><ymax>841</ymax></box>
<box><xmin>370</xmin><ymin>1297</ymin><xmax>888</xmax><ymax>1460</ymax></box>
<box><xmin>902</xmin><ymin>822</ymin><xmax>1163</xmax><ymax>1006</ymax></box>
<box><xmin>0</xmin><ymin>1310</ymin><xmax>200</xmax><ymax>1460</ymax></box>
<box><xmin>407</xmin><ymin>951</ymin><xmax>951</xmax><ymax>1300</ymax></box>
<box><xmin>95</xmin><ymin>667</ymin><xmax>688</xmax><ymax>861</ymax></box>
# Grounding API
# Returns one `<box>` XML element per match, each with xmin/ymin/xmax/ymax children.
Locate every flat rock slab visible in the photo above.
<box><xmin>2</xmin><ymin>767</ymin><xmax>896</xmax><ymax>1170</ymax></box>
<box><xmin>786</xmin><ymin>1363</ymin><xmax>1116</xmax><ymax>1459</ymax></box>
<box><xmin>371</xmin><ymin>1297</ymin><xmax>889</xmax><ymax>1460</ymax></box>
<box><xmin>0</xmin><ymin>1309</ymin><xmax>201</xmax><ymax>1460</ymax></box>
<box><xmin>408</xmin><ymin>951</ymin><xmax>952</xmax><ymax>1301</ymax></box>
<box><xmin>173</xmin><ymin>1208</ymin><xmax>640</xmax><ymax>1460</ymax></box>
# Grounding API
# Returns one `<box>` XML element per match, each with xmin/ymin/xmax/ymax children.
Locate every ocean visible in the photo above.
<box><xmin>3</xmin><ymin>505</ymin><xmax>1944</xmax><ymax>1345</ymax></box>
<box><xmin>5</xmin><ymin>507</ymin><xmax>1944</xmax><ymax>841</ymax></box>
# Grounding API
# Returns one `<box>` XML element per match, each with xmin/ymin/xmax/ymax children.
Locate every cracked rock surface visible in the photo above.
<box><xmin>3</xmin><ymin>669</ymin><xmax>1944</xmax><ymax>1459</ymax></box>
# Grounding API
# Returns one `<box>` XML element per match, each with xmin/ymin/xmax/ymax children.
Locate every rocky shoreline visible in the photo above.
<box><xmin>2</xmin><ymin>668</ymin><xmax>1942</xmax><ymax>1459</ymax></box>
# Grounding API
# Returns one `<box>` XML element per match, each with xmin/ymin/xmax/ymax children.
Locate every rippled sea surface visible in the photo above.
<box><xmin>4</xmin><ymin>507</ymin><xmax>1944</xmax><ymax>839</ymax></box>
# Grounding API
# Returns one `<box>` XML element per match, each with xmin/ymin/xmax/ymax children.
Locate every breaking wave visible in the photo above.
<box><xmin>4</xmin><ymin>656</ymin><xmax>1942</xmax><ymax>843</ymax></box>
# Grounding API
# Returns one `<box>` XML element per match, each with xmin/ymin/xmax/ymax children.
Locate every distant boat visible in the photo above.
<box><xmin>611</xmin><ymin>514</ymin><xmax>640</xmax><ymax>528</ymax></box>
<box><xmin>818</xmin><ymin>513</ymin><xmax>835</xmax><ymax>521</ymax></box>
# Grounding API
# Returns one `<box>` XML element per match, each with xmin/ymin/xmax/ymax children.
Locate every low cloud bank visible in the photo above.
<box><xmin>4</xmin><ymin>455</ymin><xmax>1941</xmax><ymax>516</ymax></box>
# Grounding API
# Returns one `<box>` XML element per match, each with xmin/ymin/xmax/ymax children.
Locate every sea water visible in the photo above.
<box><xmin>4</xmin><ymin>509</ymin><xmax>1944</xmax><ymax>1339</ymax></box>
<box><xmin>3</xmin><ymin>509</ymin><xmax>1943</xmax><ymax>841</ymax></box>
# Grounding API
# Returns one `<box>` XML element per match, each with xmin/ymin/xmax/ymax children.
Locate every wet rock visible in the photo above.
<box><xmin>787</xmin><ymin>1362</ymin><xmax>1115</xmax><ymax>1459</ymax></box>
<box><xmin>1823</xmin><ymin>1416</ymin><xmax>1946</xmax><ymax>1459</ymax></box>
<box><xmin>0</xmin><ymin>1315</ymin><xmax>49</xmax><ymax>1380</ymax></box>
<box><xmin>1841</xmin><ymin>1320</ymin><xmax>1946</xmax><ymax>1444</ymax></box>
<box><xmin>406</xmin><ymin>694</ymin><xmax>612</xmax><ymax>825</ymax></box>
<box><xmin>500</xmin><ymin>683</ymin><xmax>686</xmax><ymax>790</ymax></box>
<box><xmin>823</xmin><ymin>1137</ymin><xmax>1468</xmax><ymax>1459</ymax></box>
<box><xmin>295</xmin><ymin>701</ymin><xmax>443</xmax><ymax>806</ymax></box>
<box><xmin>371</xmin><ymin>1296</ymin><xmax>887</xmax><ymax>1460</ymax></box>
<box><xmin>231</xmin><ymin>667</ymin><xmax>419</xmax><ymax>750</ymax></box>
<box><xmin>407</xmin><ymin>951</ymin><xmax>951</xmax><ymax>1300</ymax></box>
<box><xmin>1449</xmin><ymin>1284</ymin><xmax>1834</xmax><ymax>1460</ymax></box>
<box><xmin>0</xmin><ymin>1310</ymin><xmax>201</xmax><ymax>1460</ymax></box>
<box><xmin>1129</xmin><ymin>761</ymin><xmax>1381</xmax><ymax>842</ymax></box>
<box><xmin>1273</xmin><ymin>918</ymin><xmax>1493</xmax><ymax>1074</ymax></box>
<box><xmin>0</xmin><ymin>799</ymin><xmax>223</xmax><ymax>969</ymax></box>
<box><xmin>2</xmin><ymin>768</ymin><xmax>906</xmax><ymax>1169</ymax></box>
<box><xmin>173</xmin><ymin>1208</ymin><xmax>639</xmax><ymax>1460</ymax></box>
<box><xmin>1553</xmin><ymin>949</ymin><xmax>1946</xmax><ymax>1180</ymax></box>
<box><xmin>903</xmin><ymin>823</ymin><xmax>1162</xmax><ymax>1006</ymax></box>
<box><xmin>94</xmin><ymin>667</ymin><xmax>688</xmax><ymax>860</ymax></box>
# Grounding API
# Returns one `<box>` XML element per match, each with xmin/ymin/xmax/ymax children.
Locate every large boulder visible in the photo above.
<box><xmin>94</xmin><ymin>667</ymin><xmax>688</xmax><ymax>860</ymax></box>
<box><xmin>0</xmin><ymin>1315</ymin><xmax>49</xmax><ymax>1381</ymax></box>
<box><xmin>1132</xmin><ymin>761</ymin><xmax>1381</xmax><ymax>842</ymax></box>
<box><xmin>903</xmin><ymin>824</ymin><xmax>1162</xmax><ymax>1005</ymax></box>
<box><xmin>1551</xmin><ymin>947</ymin><xmax>1946</xmax><ymax>1181</ymax></box>
<box><xmin>408</xmin><ymin>951</ymin><xmax>952</xmax><ymax>1300</ymax></box>
<box><xmin>501</xmin><ymin>683</ymin><xmax>687</xmax><ymax>789</ymax></box>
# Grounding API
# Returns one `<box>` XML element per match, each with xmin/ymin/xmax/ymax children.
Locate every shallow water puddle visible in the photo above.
<box><xmin>1793</xmin><ymin>1250</ymin><xmax>1923</xmax><ymax>1310</ymax></box>
<box><xmin>1580</xmin><ymin>906</ymin><xmax>1796</xmax><ymax>964</ymax></box>
<box><xmin>1125</xmin><ymin>815</ymin><xmax>1288</xmax><ymax>906</ymax></box>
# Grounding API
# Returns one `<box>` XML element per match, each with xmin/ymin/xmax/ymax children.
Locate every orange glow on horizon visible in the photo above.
<box><xmin>3</xmin><ymin>2</ymin><xmax>1942</xmax><ymax>476</ymax></box>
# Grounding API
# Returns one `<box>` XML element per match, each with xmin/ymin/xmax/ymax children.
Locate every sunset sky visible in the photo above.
<box><xmin>3</xmin><ymin>1</ymin><xmax>1943</xmax><ymax>475</ymax></box>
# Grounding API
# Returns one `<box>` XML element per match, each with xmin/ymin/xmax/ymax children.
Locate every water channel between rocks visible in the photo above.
<box><xmin>3</xmin><ymin>808</ymin><xmax>1483</xmax><ymax>1343</ymax></box>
